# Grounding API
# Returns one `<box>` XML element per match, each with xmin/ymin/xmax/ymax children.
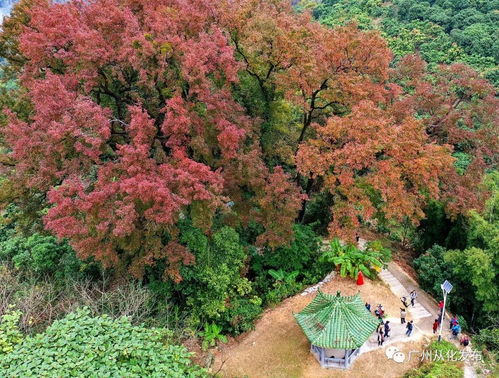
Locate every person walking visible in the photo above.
<box><xmin>375</xmin><ymin>304</ymin><xmax>384</xmax><ymax>320</ymax></box>
<box><xmin>405</xmin><ymin>320</ymin><xmax>414</xmax><ymax>337</ymax></box>
<box><xmin>401</xmin><ymin>296</ymin><xmax>409</xmax><ymax>308</ymax></box>
<box><xmin>377</xmin><ymin>327</ymin><xmax>384</xmax><ymax>346</ymax></box>
<box><xmin>400</xmin><ymin>308</ymin><xmax>406</xmax><ymax>324</ymax></box>
<box><xmin>410</xmin><ymin>290</ymin><xmax>417</xmax><ymax>307</ymax></box>
<box><xmin>452</xmin><ymin>323</ymin><xmax>461</xmax><ymax>339</ymax></box>
<box><xmin>365</xmin><ymin>302</ymin><xmax>371</xmax><ymax>312</ymax></box>
<box><xmin>384</xmin><ymin>321</ymin><xmax>390</xmax><ymax>338</ymax></box>
<box><xmin>432</xmin><ymin>319</ymin><xmax>439</xmax><ymax>334</ymax></box>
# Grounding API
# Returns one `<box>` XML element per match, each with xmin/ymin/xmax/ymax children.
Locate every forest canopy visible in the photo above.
<box><xmin>0</xmin><ymin>0</ymin><xmax>497</xmax><ymax>357</ymax></box>
<box><xmin>0</xmin><ymin>0</ymin><xmax>496</xmax><ymax>281</ymax></box>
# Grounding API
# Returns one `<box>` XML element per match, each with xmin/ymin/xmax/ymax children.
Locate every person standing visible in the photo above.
<box><xmin>401</xmin><ymin>296</ymin><xmax>409</xmax><ymax>308</ymax></box>
<box><xmin>406</xmin><ymin>320</ymin><xmax>414</xmax><ymax>336</ymax></box>
<box><xmin>375</xmin><ymin>304</ymin><xmax>384</xmax><ymax>320</ymax></box>
<box><xmin>452</xmin><ymin>323</ymin><xmax>461</xmax><ymax>339</ymax></box>
<box><xmin>365</xmin><ymin>302</ymin><xmax>371</xmax><ymax>312</ymax></box>
<box><xmin>400</xmin><ymin>308</ymin><xmax>406</xmax><ymax>324</ymax></box>
<box><xmin>410</xmin><ymin>290</ymin><xmax>417</xmax><ymax>307</ymax></box>
<box><xmin>384</xmin><ymin>321</ymin><xmax>390</xmax><ymax>338</ymax></box>
<box><xmin>450</xmin><ymin>315</ymin><xmax>458</xmax><ymax>329</ymax></box>
<box><xmin>432</xmin><ymin>319</ymin><xmax>439</xmax><ymax>334</ymax></box>
<box><xmin>377</xmin><ymin>327</ymin><xmax>384</xmax><ymax>346</ymax></box>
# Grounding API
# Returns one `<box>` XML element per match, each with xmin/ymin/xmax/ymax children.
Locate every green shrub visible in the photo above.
<box><xmin>0</xmin><ymin>308</ymin><xmax>206</xmax><ymax>377</ymax></box>
<box><xmin>220</xmin><ymin>297</ymin><xmax>262</xmax><ymax>335</ymax></box>
<box><xmin>199</xmin><ymin>322</ymin><xmax>227</xmax><ymax>350</ymax></box>
<box><xmin>0</xmin><ymin>233</ymin><xmax>92</xmax><ymax>281</ymax></box>
<box><xmin>0</xmin><ymin>308</ymin><xmax>23</xmax><ymax>355</ymax></box>
<box><xmin>404</xmin><ymin>361</ymin><xmax>463</xmax><ymax>378</ymax></box>
<box><xmin>176</xmin><ymin>226</ymin><xmax>255</xmax><ymax>328</ymax></box>
<box><xmin>265</xmin><ymin>281</ymin><xmax>303</xmax><ymax>305</ymax></box>
<box><xmin>473</xmin><ymin>327</ymin><xmax>499</xmax><ymax>352</ymax></box>
<box><xmin>264</xmin><ymin>269</ymin><xmax>303</xmax><ymax>305</ymax></box>
<box><xmin>405</xmin><ymin>340</ymin><xmax>463</xmax><ymax>378</ymax></box>
<box><xmin>250</xmin><ymin>224</ymin><xmax>329</xmax><ymax>301</ymax></box>
<box><xmin>319</xmin><ymin>238</ymin><xmax>390</xmax><ymax>279</ymax></box>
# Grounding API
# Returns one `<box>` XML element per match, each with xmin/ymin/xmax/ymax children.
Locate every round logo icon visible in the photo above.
<box><xmin>386</xmin><ymin>346</ymin><xmax>398</xmax><ymax>359</ymax></box>
<box><xmin>393</xmin><ymin>351</ymin><xmax>406</xmax><ymax>363</ymax></box>
<box><xmin>385</xmin><ymin>346</ymin><xmax>405</xmax><ymax>363</ymax></box>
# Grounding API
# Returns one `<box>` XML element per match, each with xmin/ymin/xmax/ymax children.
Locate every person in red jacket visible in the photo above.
<box><xmin>432</xmin><ymin>319</ymin><xmax>439</xmax><ymax>334</ymax></box>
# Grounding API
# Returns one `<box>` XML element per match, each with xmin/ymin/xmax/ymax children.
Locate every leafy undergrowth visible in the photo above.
<box><xmin>0</xmin><ymin>308</ymin><xmax>207</xmax><ymax>377</ymax></box>
<box><xmin>404</xmin><ymin>340</ymin><xmax>463</xmax><ymax>378</ymax></box>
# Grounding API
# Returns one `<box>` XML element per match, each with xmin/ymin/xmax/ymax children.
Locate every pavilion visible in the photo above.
<box><xmin>294</xmin><ymin>290</ymin><xmax>379</xmax><ymax>369</ymax></box>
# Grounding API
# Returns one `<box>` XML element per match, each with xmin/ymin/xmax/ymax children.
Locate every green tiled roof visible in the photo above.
<box><xmin>294</xmin><ymin>290</ymin><xmax>379</xmax><ymax>349</ymax></box>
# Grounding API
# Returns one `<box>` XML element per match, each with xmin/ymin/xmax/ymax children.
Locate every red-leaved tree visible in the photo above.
<box><xmin>391</xmin><ymin>55</ymin><xmax>499</xmax><ymax>216</ymax></box>
<box><xmin>297</xmin><ymin>101</ymin><xmax>454</xmax><ymax>241</ymax></box>
<box><xmin>2</xmin><ymin>0</ymin><xmax>303</xmax><ymax>279</ymax></box>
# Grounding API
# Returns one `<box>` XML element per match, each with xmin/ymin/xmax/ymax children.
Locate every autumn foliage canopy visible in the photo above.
<box><xmin>1</xmin><ymin>0</ymin><xmax>497</xmax><ymax>280</ymax></box>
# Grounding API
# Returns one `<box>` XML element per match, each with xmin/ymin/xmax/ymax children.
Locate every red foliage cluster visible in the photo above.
<box><xmin>297</xmin><ymin>101</ymin><xmax>454</xmax><ymax>241</ymax></box>
<box><xmin>3</xmin><ymin>0</ymin><xmax>290</xmax><ymax>278</ymax></box>
<box><xmin>392</xmin><ymin>55</ymin><xmax>498</xmax><ymax>215</ymax></box>
<box><xmin>1</xmin><ymin>0</ymin><xmax>496</xmax><ymax>279</ymax></box>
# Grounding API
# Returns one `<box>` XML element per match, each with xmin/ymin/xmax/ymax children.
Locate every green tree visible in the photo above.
<box><xmin>0</xmin><ymin>233</ymin><xmax>89</xmax><ymax>281</ymax></box>
<box><xmin>176</xmin><ymin>226</ymin><xmax>258</xmax><ymax>330</ymax></box>
<box><xmin>445</xmin><ymin>172</ymin><xmax>499</xmax><ymax>313</ymax></box>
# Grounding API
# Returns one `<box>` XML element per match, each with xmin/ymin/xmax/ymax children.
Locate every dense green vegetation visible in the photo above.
<box><xmin>0</xmin><ymin>308</ymin><xmax>206</xmax><ymax>377</ymax></box>
<box><xmin>414</xmin><ymin>172</ymin><xmax>498</xmax><ymax>330</ymax></box>
<box><xmin>319</xmin><ymin>238</ymin><xmax>391</xmax><ymax>279</ymax></box>
<box><xmin>404</xmin><ymin>340</ymin><xmax>463</xmax><ymax>378</ymax></box>
<box><xmin>311</xmin><ymin>0</ymin><xmax>499</xmax><ymax>86</ymax></box>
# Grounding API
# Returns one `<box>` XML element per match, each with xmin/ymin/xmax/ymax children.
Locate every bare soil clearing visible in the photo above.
<box><xmin>212</xmin><ymin>275</ymin><xmax>427</xmax><ymax>378</ymax></box>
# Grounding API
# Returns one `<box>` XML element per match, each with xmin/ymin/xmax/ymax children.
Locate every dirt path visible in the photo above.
<box><xmin>212</xmin><ymin>274</ymin><xmax>428</xmax><ymax>377</ymax></box>
<box><xmin>384</xmin><ymin>262</ymin><xmax>478</xmax><ymax>378</ymax></box>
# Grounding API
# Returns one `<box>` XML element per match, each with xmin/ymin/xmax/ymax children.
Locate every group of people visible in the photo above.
<box><xmin>367</xmin><ymin>289</ymin><xmax>471</xmax><ymax>348</ymax></box>
<box><xmin>365</xmin><ymin>302</ymin><xmax>386</xmax><ymax>320</ymax></box>
<box><xmin>375</xmin><ymin>317</ymin><xmax>414</xmax><ymax>345</ymax></box>
<box><xmin>399</xmin><ymin>290</ymin><xmax>417</xmax><ymax>336</ymax></box>
<box><xmin>400</xmin><ymin>290</ymin><xmax>417</xmax><ymax>308</ymax></box>
<box><xmin>376</xmin><ymin>320</ymin><xmax>391</xmax><ymax>346</ymax></box>
<box><xmin>450</xmin><ymin>316</ymin><xmax>462</xmax><ymax>338</ymax></box>
<box><xmin>365</xmin><ymin>295</ymin><xmax>417</xmax><ymax>346</ymax></box>
<box><xmin>431</xmin><ymin>308</ymin><xmax>462</xmax><ymax>337</ymax></box>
